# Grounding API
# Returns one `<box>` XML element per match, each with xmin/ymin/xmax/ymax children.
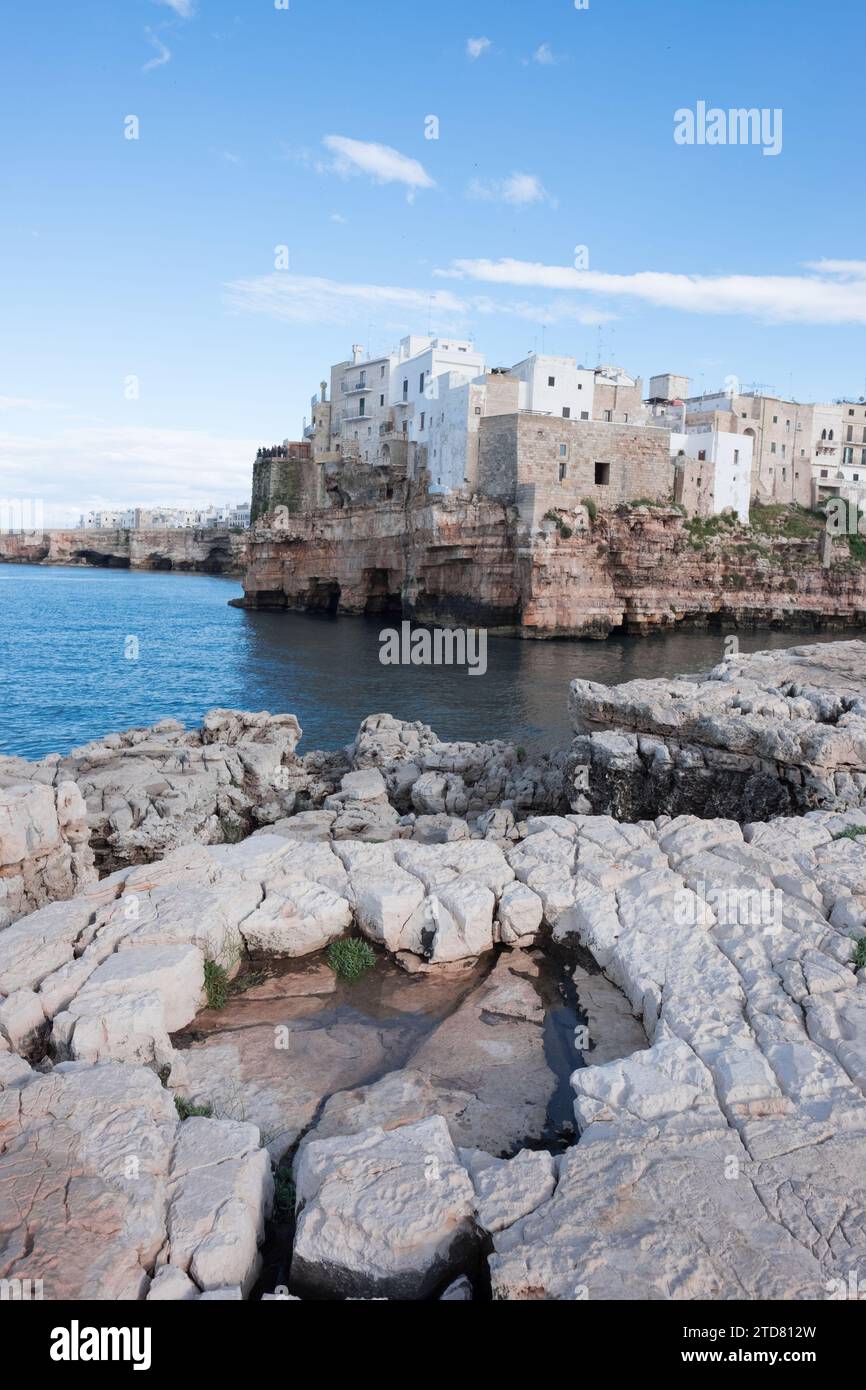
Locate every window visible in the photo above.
<box><xmin>770</xmin><ymin>442</ymin><xmax>777</xmax><ymax>454</ymax></box>
<box><xmin>821</xmin><ymin>469</ymin><xmax>828</xmax><ymax>478</ymax></box>
<box><xmin>623</xmin><ymin>413</ymin><xmax>629</xmax><ymax>423</ymax></box>
<box><xmin>380</xmin><ymin>365</ymin><xmax>385</xmax><ymax>378</ymax></box>
<box><xmin>603</xmin><ymin>410</ymin><xmax>612</xmax><ymax>423</ymax></box>
<box><xmin>855</xmin><ymin>474</ymin><xmax>862</xmax><ymax>482</ymax></box>
<box><xmin>419</xmin><ymin>372</ymin><xmax>425</xmax><ymax>393</ymax></box>
<box><xmin>379</xmin><ymin>394</ymin><xmax>384</xmax><ymax>407</ymax></box>
<box><xmin>785</xmin><ymin>419</ymin><xmax>790</xmax><ymax>430</ymax></box>
<box><xmin>781</xmin><ymin>444</ymin><xmax>786</xmax><ymax>458</ymax></box>
<box><xmin>474</xmin><ymin>406</ymin><xmax>482</xmax><ymax>416</ymax></box>
<box><xmin>548</xmin><ymin>376</ymin><xmax>555</xmax><ymax>387</ymax></box>
<box><xmin>420</xmin><ymin>413</ymin><xmax>425</xmax><ymax>430</ymax></box>
<box><xmin>402</xmin><ymin>379</ymin><xmax>408</xmax><ymax>401</ymax></box>
<box><xmin>829</xmin><ymin>430</ymin><xmax>834</xmax><ymax>440</ymax></box>
<box><xmin>558</xmin><ymin>462</ymin><xmax>567</xmax><ymax>481</ymax></box>
<box><xmin>359</xmin><ymin>398</ymin><xmax>365</xmax><ymax>416</ymax></box>
<box><xmin>559</xmin><ymin>444</ymin><xmax>568</xmax><ymax>457</ymax></box>
<box><xmin>733</xmin><ymin>450</ymin><xmax>739</xmax><ymax>464</ymax></box>
<box><xmin>580</xmin><ymin>411</ymin><xmax>589</xmax><ymax>420</ymax></box>
<box><xmin>594</xmin><ymin>461</ymin><xmax>610</xmax><ymax>485</ymax></box>
<box><xmin>849</xmin><ymin>408</ymin><xmax>855</xmax><ymax>416</ymax></box>
<box><xmin>562</xmin><ymin>407</ymin><xmax>571</xmax><ymax>419</ymax></box>
<box><xmin>848</xmin><ymin>426</ymin><xmax>854</xmax><ymax>442</ymax></box>
<box><xmin>697</xmin><ymin>450</ymin><xmax>707</xmax><ymax>462</ymax></box>
<box><xmin>577</xmin><ymin>383</ymin><xmax>583</xmax><ymax>390</ymax></box>
<box><xmin>772</xmin><ymin>415</ymin><xmax>778</xmax><ymax>424</ymax></box>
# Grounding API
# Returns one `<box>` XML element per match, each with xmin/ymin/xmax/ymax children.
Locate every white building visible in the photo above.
<box><xmin>670</xmin><ymin>427</ymin><xmax>752</xmax><ymax>523</ymax></box>
<box><xmin>509</xmin><ymin>353</ymin><xmax>595</xmax><ymax>421</ymax></box>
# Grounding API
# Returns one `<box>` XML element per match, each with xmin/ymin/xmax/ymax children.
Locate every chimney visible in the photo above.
<box><xmin>352</xmin><ymin>345</ymin><xmax>364</xmax><ymax>365</ymax></box>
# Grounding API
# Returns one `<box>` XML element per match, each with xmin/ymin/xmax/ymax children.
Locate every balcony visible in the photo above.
<box><xmin>341</xmin><ymin>379</ymin><xmax>368</xmax><ymax>394</ymax></box>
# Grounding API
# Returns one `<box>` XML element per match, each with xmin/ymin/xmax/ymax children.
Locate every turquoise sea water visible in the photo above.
<box><xmin>2</xmin><ymin>563</ymin><xmax>862</xmax><ymax>761</ymax></box>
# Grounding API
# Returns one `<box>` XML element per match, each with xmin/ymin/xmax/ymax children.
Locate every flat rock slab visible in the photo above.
<box><xmin>291</xmin><ymin>1115</ymin><xmax>476</xmax><ymax>1300</ymax></box>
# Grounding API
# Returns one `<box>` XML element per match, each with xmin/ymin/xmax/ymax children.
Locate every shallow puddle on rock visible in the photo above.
<box><xmin>172</xmin><ymin>949</ymin><xmax>492</xmax><ymax>1158</ymax></box>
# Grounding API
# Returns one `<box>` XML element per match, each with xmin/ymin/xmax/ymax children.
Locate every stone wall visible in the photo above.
<box><xmin>477</xmin><ymin>413</ymin><xmax>674</xmax><ymax>532</ymax></box>
<box><xmin>250</xmin><ymin>446</ymin><xmax>320</xmax><ymax>523</ymax></box>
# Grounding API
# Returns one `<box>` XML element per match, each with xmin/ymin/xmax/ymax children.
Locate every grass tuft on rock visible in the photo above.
<box><xmin>833</xmin><ymin>824</ymin><xmax>866</xmax><ymax>842</ymax></box>
<box><xmin>174</xmin><ymin>1096</ymin><xmax>213</xmax><ymax>1121</ymax></box>
<box><xmin>852</xmin><ymin>938</ymin><xmax>866</xmax><ymax>972</ymax></box>
<box><xmin>327</xmin><ymin>937</ymin><xmax>376</xmax><ymax>982</ymax></box>
<box><xmin>203</xmin><ymin>958</ymin><xmax>231</xmax><ymax>1010</ymax></box>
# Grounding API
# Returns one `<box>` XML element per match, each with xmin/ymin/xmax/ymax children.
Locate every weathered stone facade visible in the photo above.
<box><xmin>250</xmin><ymin>444</ymin><xmax>321</xmax><ymax>523</ymax></box>
<box><xmin>477</xmin><ymin>413</ymin><xmax>674</xmax><ymax>533</ymax></box>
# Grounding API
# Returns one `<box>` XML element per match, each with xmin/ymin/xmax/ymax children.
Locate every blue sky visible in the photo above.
<box><xmin>1</xmin><ymin>0</ymin><xmax>865</xmax><ymax>521</ymax></box>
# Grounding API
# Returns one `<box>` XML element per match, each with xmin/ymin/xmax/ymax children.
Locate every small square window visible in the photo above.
<box><xmin>594</xmin><ymin>461</ymin><xmax>610</xmax><ymax>485</ymax></box>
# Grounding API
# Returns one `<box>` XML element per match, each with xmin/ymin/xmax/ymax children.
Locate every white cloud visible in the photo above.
<box><xmin>531</xmin><ymin>43</ymin><xmax>557</xmax><ymax>65</ymax></box>
<box><xmin>153</xmin><ymin>0</ymin><xmax>195</xmax><ymax>16</ymax></box>
<box><xmin>330</xmin><ymin>213</ymin><xmax>348</xmax><ymax>224</ymax></box>
<box><xmin>437</xmin><ymin>257</ymin><xmax>866</xmax><ymax>326</ymax></box>
<box><xmin>322</xmin><ymin>136</ymin><xmax>435</xmax><ymax>195</ymax></box>
<box><xmin>223</xmin><ymin>271</ymin><xmax>613</xmax><ymax>336</ymax></box>
<box><xmin>466</xmin><ymin>37</ymin><xmax>492</xmax><ymax>60</ymax></box>
<box><xmin>142</xmin><ymin>30</ymin><xmax>172</xmax><ymax>73</ymax></box>
<box><xmin>223</xmin><ymin>273</ymin><xmax>467</xmax><ymax>327</ymax></box>
<box><xmin>0</xmin><ymin>396</ymin><xmax>64</xmax><ymax>412</ymax></box>
<box><xmin>0</xmin><ymin>427</ymin><xmax>255</xmax><ymax>522</ymax></box>
<box><xmin>804</xmin><ymin>259</ymin><xmax>866</xmax><ymax>280</ymax></box>
<box><xmin>467</xmin><ymin>172</ymin><xmax>556</xmax><ymax>207</ymax></box>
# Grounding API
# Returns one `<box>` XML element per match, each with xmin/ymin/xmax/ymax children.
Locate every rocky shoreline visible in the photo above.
<box><xmin>1</xmin><ymin>641</ymin><xmax>866</xmax><ymax>1301</ymax></box>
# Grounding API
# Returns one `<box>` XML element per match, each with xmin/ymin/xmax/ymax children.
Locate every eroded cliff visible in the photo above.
<box><xmin>240</xmin><ymin>499</ymin><xmax>866</xmax><ymax>638</ymax></box>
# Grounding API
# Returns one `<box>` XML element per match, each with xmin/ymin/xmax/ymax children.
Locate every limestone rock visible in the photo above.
<box><xmin>291</xmin><ymin>1116</ymin><xmax>476</xmax><ymax>1300</ymax></box>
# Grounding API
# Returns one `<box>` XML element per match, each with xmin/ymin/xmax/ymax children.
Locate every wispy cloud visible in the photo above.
<box><xmin>0</xmin><ymin>396</ymin><xmax>64</xmax><ymax>412</ymax></box>
<box><xmin>437</xmin><ymin>257</ymin><xmax>866</xmax><ymax>326</ymax></box>
<box><xmin>466</xmin><ymin>37</ymin><xmax>492</xmax><ymax>60</ymax></box>
<box><xmin>321</xmin><ymin>135</ymin><xmax>435</xmax><ymax>199</ymax></box>
<box><xmin>530</xmin><ymin>43</ymin><xmax>558</xmax><ymax>66</ymax></box>
<box><xmin>330</xmin><ymin>213</ymin><xmax>348</xmax><ymax>224</ymax></box>
<box><xmin>142</xmin><ymin>29</ymin><xmax>172</xmax><ymax>73</ymax></box>
<box><xmin>152</xmin><ymin>0</ymin><xmax>195</xmax><ymax>16</ymax></box>
<box><xmin>223</xmin><ymin>271</ymin><xmax>614</xmax><ymax>334</ymax></box>
<box><xmin>804</xmin><ymin>259</ymin><xmax>866</xmax><ymax>280</ymax></box>
<box><xmin>467</xmin><ymin>172</ymin><xmax>556</xmax><ymax>208</ymax></box>
<box><xmin>223</xmin><ymin>273</ymin><xmax>466</xmax><ymax>327</ymax></box>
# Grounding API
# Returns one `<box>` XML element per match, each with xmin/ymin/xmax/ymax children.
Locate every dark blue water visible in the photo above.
<box><xmin>1</xmin><ymin>563</ymin><xmax>863</xmax><ymax>761</ymax></box>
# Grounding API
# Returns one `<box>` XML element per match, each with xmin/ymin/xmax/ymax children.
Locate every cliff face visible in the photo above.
<box><xmin>241</xmin><ymin>500</ymin><xmax>866</xmax><ymax>638</ymax></box>
<box><xmin>0</xmin><ymin>528</ymin><xmax>248</xmax><ymax>574</ymax></box>
<box><xmin>239</xmin><ymin>495</ymin><xmax>521</xmax><ymax>628</ymax></box>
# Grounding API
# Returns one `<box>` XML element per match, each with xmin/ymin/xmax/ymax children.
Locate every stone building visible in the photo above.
<box><xmin>250</xmin><ymin>442</ymin><xmax>323</xmax><ymax>523</ymax></box>
<box><xmin>477</xmin><ymin>414</ymin><xmax>674</xmax><ymax>533</ymax></box>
